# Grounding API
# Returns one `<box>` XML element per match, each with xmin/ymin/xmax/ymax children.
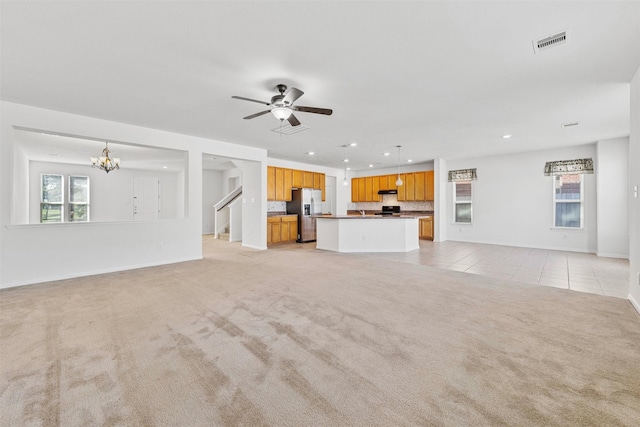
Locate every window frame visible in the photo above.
<box><xmin>552</xmin><ymin>173</ymin><xmax>584</xmax><ymax>229</ymax></box>
<box><xmin>40</xmin><ymin>173</ymin><xmax>64</xmax><ymax>223</ymax></box>
<box><xmin>68</xmin><ymin>175</ymin><xmax>90</xmax><ymax>222</ymax></box>
<box><xmin>453</xmin><ymin>180</ymin><xmax>473</xmax><ymax>224</ymax></box>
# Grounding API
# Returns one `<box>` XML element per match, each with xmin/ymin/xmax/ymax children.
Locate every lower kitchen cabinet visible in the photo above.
<box><xmin>267</xmin><ymin>215</ymin><xmax>298</xmax><ymax>245</ymax></box>
<box><xmin>419</xmin><ymin>216</ymin><xmax>434</xmax><ymax>240</ymax></box>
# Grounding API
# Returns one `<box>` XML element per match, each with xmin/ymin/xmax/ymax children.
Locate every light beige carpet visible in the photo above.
<box><xmin>1</xmin><ymin>238</ymin><xmax>639</xmax><ymax>426</ymax></box>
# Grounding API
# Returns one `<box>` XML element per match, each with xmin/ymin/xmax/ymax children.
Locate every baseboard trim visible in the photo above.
<box><xmin>596</xmin><ymin>252</ymin><xmax>629</xmax><ymax>259</ymax></box>
<box><xmin>444</xmin><ymin>238</ymin><xmax>597</xmax><ymax>254</ymax></box>
<box><xmin>0</xmin><ymin>256</ymin><xmax>203</xmax><ymax>290</ymax></box>
<box><xmin>242</xmin><ymin>243</ymin><xmax>267</xmax><ymax>250</ymax></box>
<box><xmin>629</xmin><ymin>294</ymin><xmax>640</xmax><ymax>316</ymax></box>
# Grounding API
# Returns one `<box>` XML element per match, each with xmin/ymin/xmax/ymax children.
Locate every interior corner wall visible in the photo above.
<box><xmin>202</xmin><ymin>169</ymin><xmax>223</xmax><ymax>234</ymax></box>
<box><xmin>596</xmin><ymin>137</ymin><xmax>629</xmax><ymax>258</ymax></box>
<box><xmin>629</xmin><ymin>67</ymin><xmax>640</xmax><ymax>309</ymax></box>
<box><xmin>433</xmin><ymin>158</ymin><xmax>447</xmax><ymax>242</ymax></box>
<box><xmin>445</xmin><ymin>144</ymin><xmax>598</xmax><ymax>252</ymax></box>
<box><xmin>0</xmin><ymin>101</ymin><xmax>267</xmax><ymax>289</ymax></box>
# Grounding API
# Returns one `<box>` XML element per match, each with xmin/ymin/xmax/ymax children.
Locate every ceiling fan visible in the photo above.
<box><xmin>232</xmin><ymin>84</ymin><xmax>332</xmax><ymax>127</ymax></box>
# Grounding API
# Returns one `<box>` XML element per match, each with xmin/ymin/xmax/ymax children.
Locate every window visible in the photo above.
<box><xmin>40</xmin><ymin>174</ymin><xmax>90</xmax><ymax>223</ymax></box>
<box><xmin>69</xmin><ymin>176</ymin><xmax>90</xmax><ymax>222</ymax></box>
<box><xmin>454</xmin><ymin>181</ymin><xmax>472</xmax><ymax>223</ymax></box>
<box><xmin>553</xmin><ymin>174</ymin><xmax>582</xmax><ymax>228</ymax></box>
<box><xmin>41</xmin><ymin>174</ymin><xmax>64</xmax><ymax>223</ymax></box>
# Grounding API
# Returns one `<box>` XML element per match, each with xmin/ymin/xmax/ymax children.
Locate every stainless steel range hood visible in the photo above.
<box><xmin>378</xmin><ymin>189</ymin><xmax>398</xmax><ymax>195</ymax></box>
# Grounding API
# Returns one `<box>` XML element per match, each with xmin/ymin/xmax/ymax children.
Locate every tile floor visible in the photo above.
<box><xmin>363</xmin><ymin>240</ymin><xmax>630</xmax><ymax>299</ymax></box>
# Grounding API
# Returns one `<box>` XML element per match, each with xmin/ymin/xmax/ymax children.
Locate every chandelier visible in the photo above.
<box><xmin>90</xmin><ymin>142</ymin><xmax>120</xmax><ymax>173</ymax></box>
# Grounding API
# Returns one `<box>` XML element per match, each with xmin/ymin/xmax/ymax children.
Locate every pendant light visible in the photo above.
<box><xmin>395</xmin><ymin>145</ymin><xmax>403</xmax><ymax>186</ymax></box>
<box><xmin>342</xmin><ymin>145</ymin><xmax>349</xmax><ymax>186</ymax></box>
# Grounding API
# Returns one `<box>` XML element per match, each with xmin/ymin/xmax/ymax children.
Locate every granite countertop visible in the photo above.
<box><xmin>318</xmin><ymin>215</ymin><xmax>422</xmax><ymax>219</ymax></box>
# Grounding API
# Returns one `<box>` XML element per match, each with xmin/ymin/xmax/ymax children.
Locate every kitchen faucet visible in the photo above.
<box><xmin>360</xmin><ymin>210</ymin><xmax>366</xmax><ymax>216</ymax></box>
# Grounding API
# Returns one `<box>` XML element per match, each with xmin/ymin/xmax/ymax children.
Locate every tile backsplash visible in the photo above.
<box><xmin>267</xmin><ymin>201</ymin><xmax>287</xmax><ymax>212</ymax></box>
<box><xmin>349</xmin><ymin>194</ymin><xmax>434</xmax><ymax>212</ymax></box>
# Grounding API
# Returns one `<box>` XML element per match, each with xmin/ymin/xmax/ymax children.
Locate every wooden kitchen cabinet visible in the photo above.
<box><xmin>425</xmin><ymin>171</ymin><xmax>434</xmax><ymax>201</ymax></box>
<box><xmin>414</xmin><ymin>172</ymin><xmax>425</xmax><ymax>200</ymax></box>
<box><xmin>379</xmin><ymin>175</ymin><xmax>389</xmax><ymax>191</ymax></box>
<box><xmin>303</xmin><ymin>171</ymin><xmax>314</xmax><ymax>188</ymax></box>
<box><xmin>267</xmin><ymin>216</ymin><xmax>281</xmax><ymax>244</ymax></box>
<box><xmin>405</xmin><ymin>173</ymin><xmax>415</xmax><ymax>201</ymax></box>
<box><xmin>267</xmin><ymin>215</ymin><xmax>298</xmax><ymax>245</ymax></box>
<box><xmin>292</xmin><ymin>169</ymin><xmax>303</xmax><ymax>188</ymax></box>
<box><xmin>364</xmin><ymin>177</ymin><xmax>374</xmax><ymax>202</ymax></box>
<box><xmin>319</xmin><ymin>173</ymin><xmax>326</xmax><ymax>201</ymax></box>
<box><xmin>267</xmin><ymin>166</ymin><xmax>276</xmax><ymax>201</ymax></box>
<box><xmin>396</xmin><ymin>174</ymin><xmax>407</xmax><ymax>200</ymax></box>
<box><xmin>275</xmin><ymin>167</ymin><xmax>285</xmax><ymax>201</ymax></box>
<box><xmin>419</xmin><ymin>216</ymin><xmax>433</xmax><ymax>240</ymax></box>
<box><xmin>350</xmin><ymin>170</ymin><xmax>434</xmax><ymax>202</ymax></box>
<box><xmin>281</xmin><ymin>215</ymin><xmax>298</xmax><ymax>242</ymax></box>
<box><xmin>283</xmin><ymin>168</ymin><xmax>293</xmax><ymax>201</ymax></box>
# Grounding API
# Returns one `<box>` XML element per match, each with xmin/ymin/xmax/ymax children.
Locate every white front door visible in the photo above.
<box><xmin>133</xmin><ymin>177</ymin><xmax>160</xmax><ymax>220</ymax></box>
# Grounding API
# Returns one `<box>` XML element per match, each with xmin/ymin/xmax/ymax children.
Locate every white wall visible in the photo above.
<box><xmin>29</xmin><ymin>161</ymin><xmax>182</xmax><ymax>223</ymax></box>
<box><xmin>596</xmin><ymin>137</ymin><xmax>629</xmax><ymax>258</ymax></box>
<box><xmin>0</xmin><ymin>101</ymin><xmax>267</xmax><ymax>288</ymax></box>
<box><xmin>202</xmin><ymin>169</ymin><xmax>223</xmax><ymax>234</ymax></box>
<box><xmin>629</xmin><ymin>67</ymin><xmax>640</xmax><ymax>310</ymax></box>
<box><xmin>445</xmin><ymin>144</ymin><xmax>598</xmax><ymax>252</ymax></box>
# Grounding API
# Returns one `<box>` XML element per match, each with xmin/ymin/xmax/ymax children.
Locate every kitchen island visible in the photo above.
<box><xmin>315</xmin><ymin>215</ymin><xmax>420</xmax><ymax>253</ymax></box>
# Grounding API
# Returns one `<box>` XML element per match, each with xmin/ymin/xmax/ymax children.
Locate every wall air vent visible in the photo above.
<box><xmin>271</xmin><ymin>124</ymin><xmax>310</xmax><ymax>135</ymax></box>
<box><xmin>533</xmin><ymin>30</ymin><xmax>569</xmax><ymax>54</ymax></box>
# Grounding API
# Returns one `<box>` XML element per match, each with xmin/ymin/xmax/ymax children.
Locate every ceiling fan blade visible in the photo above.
<box><xmin>243</xmin><ymin>110</ymin><xmax>271</xmax><ymax>120</ymax></box>
<box><xmin>287</xmin><ymin>113</ymin><xmax>301</xmax><ymax>127</ymax></box>
<box><xmin>293</xmin><ymin>105</ymin><xmax>333</xmax><ymax>115</ymax></box>
<box><xmin>232</xmin><ymin>96</ymin><xmax>271</xmax><ymax>106</ymax></box>
<box><xmin>283</xmin><ymin>87</ymin><xmax>304</xmax><ymax>105</ymax></box>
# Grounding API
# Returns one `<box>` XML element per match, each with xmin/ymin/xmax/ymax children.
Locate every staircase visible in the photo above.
<box><xmin>218</xmin><ymin>228</ymin><xmax>230</xmax><ymax>241</ymax></box>
<box><xmin>213</xmin><ymin>186</ymin><xmax>242</xmax><ymax>241</ymax></box>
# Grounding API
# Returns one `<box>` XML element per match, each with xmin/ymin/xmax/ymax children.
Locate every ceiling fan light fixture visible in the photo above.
<box><xmin>271</xmin><ymin>107</ymin><xmax>292</xmax><ymax>121</ymax></box>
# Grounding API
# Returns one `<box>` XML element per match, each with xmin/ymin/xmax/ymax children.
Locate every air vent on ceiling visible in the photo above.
<box><xmin>533</xmin><ymin>30</ymin><xmax>569</xmax><ymax>54</ymax></box>
<box><xmin>271</xmin><ymin>124</ymin><xmax>310</xmax><ymax>135</ymax></box>
<box><xmin>561</xmin><ymin>121</ymin><xmax>580</xmax><ymax>128</ymax></box>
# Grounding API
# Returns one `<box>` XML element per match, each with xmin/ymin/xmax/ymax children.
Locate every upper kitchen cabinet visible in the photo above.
<box><xmin>268</xmin><ymin>167</ymin><xmax>325</xmax><ymax>201</ymax></box>
<box><xmin>351</xmin><ymin>170</ymin><xmax>434</xmax><ymax>202</ymax></box>
<box><xmin>303</xmin><ymin>171</ymin><xmax>314</xmax><ymax>188</ymax></box>
<box><xmin>425</xmin><ymin>171</ymin><xmax>434</xmax><ymax>201</ymax></box>
<box><xmin>267</xmin><ymin>166</ymin><xmax>276</xmax><ymax>200</ymax></box>
<box><xmin>292</xmin><ymin>169</ymin><xmax>303</xmax><ymax>188</ymax></box>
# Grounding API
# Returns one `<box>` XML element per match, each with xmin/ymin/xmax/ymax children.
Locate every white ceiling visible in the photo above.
<box><xmin>2</xmin><ymin>1</ymin><xmax>639</xmax><ymax>172</ymax></box>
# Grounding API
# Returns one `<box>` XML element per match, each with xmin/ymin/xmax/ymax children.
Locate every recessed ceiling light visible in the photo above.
<box><xmin>383</xmin><ymin>152</ymin><xmax>390</xmax><ymax>156</ymax></box>
<box><xmin>503</xmin><ymin>134</ymin><xmax>512</xmax><ymax>139</ymax></box>
<box><xmin>308</xmin><ymin>151</ymin><xmax>315</xmax><ymax>155</ymax></box>
<box><xmin>407</xmin><ymin>159</ymin><xmax>413</xmax><ymax>163</ymax></box>
<box><xmin>350</xmin><ymin>142</ymin><xmax>357</xmax><ymax>147</ymax></box>
<box><xmin>369</xmin><ymin>164</ymin><xmax>374</xmax><ymax>167</ymax></box>
<box><xmin>347</xmin><ymin>167</ymin><xmax>351</xmax><ymax>171</ymax></box>
<box><xmin>163</xmin><ymin>166</ymin><xmax>168</xmax><ymax>169</ymax></box>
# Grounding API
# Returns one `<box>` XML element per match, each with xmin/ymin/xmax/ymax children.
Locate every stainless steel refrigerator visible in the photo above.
<box><xmin>287</xmin><ymin>188</ymin><xmax>322</xmax><ymax>242</ymax></box>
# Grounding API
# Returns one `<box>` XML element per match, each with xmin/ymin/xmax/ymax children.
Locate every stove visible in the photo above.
<box><xmin>374</xmin><ymin>205</ymin><xmax>401</xmax><ymax>216</ymax></box>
